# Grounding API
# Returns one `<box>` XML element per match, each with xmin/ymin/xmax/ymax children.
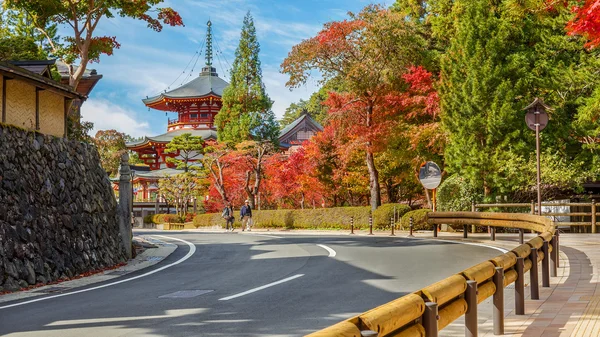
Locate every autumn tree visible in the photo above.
<box><xmin>4</xmin><ymin>0</ymin><xmax>183</xmax><ymax>89</ymax></box>
<box><xmin>215</xmin><ymin>11</ymin><xmax>278</xmax><ymax>145</ymax></box>
<box><xmin>567</xmin><ymin>0</ymin><xmax>600</xmax><ymax>49</ymax></box>
<box><xmin>235</xmin><ymin>140</ymin><xmax>274</xmax><ymax>209</ymax></box>
<box><xmin>202</xmin><ymin>142</ymin><xmax>234</xmax><ymax>204</ymax></box>
<box><xmin>282</xmin><ymin>5</ymin><xmax>428</xmax><ymax>210</ymax></box>
<box><xmin>164</xmin><ymin>133</ymin><xmax>205</xmax><ymax>173</ymax></box>
<box><xmin>158</xmin><ymin>173</ymin><xmax>203</xmax><ymax>217</ymax></box>
<box><xmin>94</xmin><ymin>129</ymin><xmax>127</xmax><ymax>177</ymax></box>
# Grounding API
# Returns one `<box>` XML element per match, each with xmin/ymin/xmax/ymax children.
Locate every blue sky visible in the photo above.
<box><xmin>80</xmin><ymin>0</ymin><xmax>388</xmax><ymax>138</ymax></box>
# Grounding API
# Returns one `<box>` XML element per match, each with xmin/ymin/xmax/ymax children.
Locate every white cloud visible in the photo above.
<box><xmin>81</xmin><ymin>99</ymin><xmax>152</xmax><ymax>138</ymax></box>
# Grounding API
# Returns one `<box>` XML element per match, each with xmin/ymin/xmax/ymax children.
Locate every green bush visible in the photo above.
<box><xmin>400</xmin><ymin>209</ymin><xmax>432</xmax><ymax>231</ymax></box>
<box><xmin>143</xmin><ymin>214</ymin><xmax>155</xmax><ymax>224</ymax></box>
<box><xmin>437</xmin><ymin>174</ymin><xmax>482</xmax><ymax>212</ymax></box>
<box><xmin>152</xmin><ymin>214</ymin><xmax>184</xmax><ymax>224</ymax></box>
<box><xmin>373</xmin><ymin>204</ymin><xmax>411</xmax><ymax>228</ymax></box>
<box><xmin>192</xmin><ymin>203</ymin><xmax>410</xmax><ymax>230</ymax></box>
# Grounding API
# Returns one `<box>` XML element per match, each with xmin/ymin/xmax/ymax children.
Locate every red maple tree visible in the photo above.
<box><xmin>567</xmin><ymin>0</ymin><xmax>600</xmax><ymax>49</ymax></box>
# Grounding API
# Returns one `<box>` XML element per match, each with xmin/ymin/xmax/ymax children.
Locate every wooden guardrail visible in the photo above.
<box><xmin>306</xmin><ymin>212</ymin><xmax>557</xmax><ymax>337</ymax></box>
<box><xmin>474</xmin><ymin>200</ymin><xmax>597</xmax><ymax>233</ymax></box>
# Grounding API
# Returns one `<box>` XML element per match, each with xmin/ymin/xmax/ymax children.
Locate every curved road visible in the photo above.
<box><xmin>0</xmin><ymin>233</ymin><xmax>502</xmax><ymax>336</ymax></box>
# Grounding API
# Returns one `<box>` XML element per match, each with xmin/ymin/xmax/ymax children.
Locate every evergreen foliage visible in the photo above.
<box><xmin>215</xmin><ymin>12</ymin><xmax>278</xmax><ymax>145</ymax></box>
<box><xmin>164</xmin><ymin>133</ymin><xmax>206</xmax><ymax>173</ymax></box>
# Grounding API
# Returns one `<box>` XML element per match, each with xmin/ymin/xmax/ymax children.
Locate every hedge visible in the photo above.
<box><xmin>400</xmin><ymin>209</ymin><xmax>432</xmax><ymax>231</ymax></box>
<box><xmin>192</xmin><ymin>203</ymin><xmax>411</xmax><ymax>230</ymax></box>
<box><xmin>145</xmin><ymin>214</ymin><xmax>184</xmax><ymax>224</ymax></box>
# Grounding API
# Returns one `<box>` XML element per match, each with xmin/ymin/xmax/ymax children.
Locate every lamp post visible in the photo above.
<box><xmin>524</xmin><ymin>98</ymin><xmax>550</xmax><ymax>216</ymax></box>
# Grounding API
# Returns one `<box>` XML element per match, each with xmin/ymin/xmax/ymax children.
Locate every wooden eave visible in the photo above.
<box><xmin>0</xmin><ymin>62</ymin><xmax>86</xmax><ymax>100</ymax></box>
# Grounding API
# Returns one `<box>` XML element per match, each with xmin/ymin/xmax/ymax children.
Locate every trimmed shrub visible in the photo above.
<box><xmin>192</xmin><ymin>203</ymin><xmax>410</xmax><ymax>230</ymax></box>
<box><xmin>437</xmin><ymin>174</ymin><xmax>482</xmax><ymax>212</ymax></box>
<box><xmin>400</xmin><ymin>209</ymin><xmax>432</xmax><ymax>231</ymax></box>
<box><xmin>152</xmin><ymin>214</ymin><xmax>184</xmax><ymax>224</ymax></box>
<box><xmin>143</xmin><ymin>214</ymin><xmax>155</xmax><ymax>224</ymax></box>
<box><xmin>373</xmin><ymin>204</ymin><xmax>411</xmax><ymax>228</ymax></box>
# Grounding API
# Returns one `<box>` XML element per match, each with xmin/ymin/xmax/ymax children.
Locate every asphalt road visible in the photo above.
<box><xmin>0</xmin><ymin>233</ymin><xmax>502</xmax><ymax>336</ymax></box>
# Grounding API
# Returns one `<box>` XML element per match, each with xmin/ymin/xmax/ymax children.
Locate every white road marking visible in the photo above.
<box><xmin>47</xmin><ymin>308</ymin><xmax>206</xmax><ymax>326</ymax></box>
<box><xmin>0</xmin><ymin>235</ymin><xmax>196</xmax><ymax>310</ymax></box>
<box><xmin>317</xmin><ymin>244</ymin><xmax>337</xmax><ymax>257</ymax></box>
<box><xmin>407</xmin><ymin>237</ymin><xmax>508</xmax><ymax>253</ymax></box>
<box><xmin>218</xmin><ymin>274</ymin><xmax>304</xmax><ymax>301</ymax></box>
<box><xmin>246</xmin><ymin>234</ymin><xmax>283</xmax><ymax>239</ymax></box>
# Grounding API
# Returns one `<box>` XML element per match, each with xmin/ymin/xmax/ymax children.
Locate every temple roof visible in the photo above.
<box><xmin>142</xmin><ymin>66</ymin><xmax>229</xmax><ymax>109</ymax></box>
<box><xmin>135</xmin><ymin>168</ymin><xmax>185</xmax><ymax>179</ymax></box>
<box><xmin>126</xmin><ymin>128</ymin><xmax>218</xmax><ymax>149</ymax></box>
<box><xmin>279</xmin><ymin>114</ymin><xmax>323</xmax><ymax>149</ymax></box>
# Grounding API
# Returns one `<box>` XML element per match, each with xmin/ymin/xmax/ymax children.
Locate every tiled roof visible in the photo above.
<box><xmin>142</xmin><ymin>66</ymin><xmax>229</xmax><ymax>105</ymax></box>
<box><xmin>126</xmin><ymin>129</ymin><xmax>217</xmax><ymax>148</ymax></box>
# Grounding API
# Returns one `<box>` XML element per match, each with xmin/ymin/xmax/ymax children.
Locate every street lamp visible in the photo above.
<box><xmin>524</xmin><ymin>98</ymin><xmax>551</xmax><ymax>216</ymax></box>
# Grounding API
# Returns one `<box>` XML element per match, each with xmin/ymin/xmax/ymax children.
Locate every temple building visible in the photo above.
<box><xmin>278</xmin><ymin>113</ymin><xmax>323</xmax><ymax>152</ymax></box>
<box><xmin>125</xmin><ymin>21</ymin><xmax>228</xmax><ymax>201</ymax></box>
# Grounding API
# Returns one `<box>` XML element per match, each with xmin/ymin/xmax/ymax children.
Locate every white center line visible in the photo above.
<box><xmin>218</xmin><ymin>274</ymin><xmax>304</xmax><ymax>301</ymax></box>
<box><xmin>0</xmin><ymin>235</ymin><xmax>196</xmax><ymax>310</ymax></box>
<box><xmin>317</xmin><ymin>244</ymin><xmax>337</xmax><ymax>257</ymax></box>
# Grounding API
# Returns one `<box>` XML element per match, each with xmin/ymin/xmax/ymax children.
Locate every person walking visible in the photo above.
<box><xmin>222</xmin><ymin>203</ymin><xmax>234</xmax><ymax>232</ymax></box>
<box><xmin>240</xmin><ymin>200</ymin><xmax>252</xmax><ymax>231</ymax></box>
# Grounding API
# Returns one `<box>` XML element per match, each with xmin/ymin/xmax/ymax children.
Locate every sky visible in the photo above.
<box><xmin>79</xmin><ymin>0</ymin><xmax>388</xmax><ymax>138</ymax></box>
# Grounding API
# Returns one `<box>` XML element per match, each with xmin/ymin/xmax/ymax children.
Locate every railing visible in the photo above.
<box><xmin>475</xmin><ymin>200</ymin><xmax>598</xmax><ymax>233</ymax></box>
<box><xmin>167</xmin><ymin>116</ymin><xmax>213</xmax><ymax>125</ymax></box>
<box><xmin>307</xmin><ymin>212</ymin><xmax>556</xmax><ymax>337</ymax></box>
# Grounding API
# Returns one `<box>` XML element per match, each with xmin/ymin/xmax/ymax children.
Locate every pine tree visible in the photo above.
<box><xmin>215</xmin><ymin>11</ymin><xmax>278</xmax><ymax>145</ymax></box>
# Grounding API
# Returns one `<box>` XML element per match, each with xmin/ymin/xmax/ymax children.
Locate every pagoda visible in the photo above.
<box><xmin>124</xmin><ymin>21</ymin><xmax>229</xmax><ymax>201</ymax></box>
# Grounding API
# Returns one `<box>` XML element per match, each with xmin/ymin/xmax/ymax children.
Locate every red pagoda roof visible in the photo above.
<box><xmin>142</xmin><ymin>66</ymin><xmax>228</xmax><ymax>112</ymax></box>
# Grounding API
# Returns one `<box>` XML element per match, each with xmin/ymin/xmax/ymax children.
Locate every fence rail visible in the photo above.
<box><xmin>307</xmin><ymin>212</ymin><xmax>557</xmax><ymax>337</ymax></box>
<box><xmin>475</xmin><ymin>200</ymin><xmax>597</xmax><ymax>233</ymax></box>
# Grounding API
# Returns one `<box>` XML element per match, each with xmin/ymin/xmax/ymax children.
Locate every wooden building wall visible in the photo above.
<box><xmin>1</xmin><ymin>74</ymin><xmax>66</xmax><ymax>137</ymax></box>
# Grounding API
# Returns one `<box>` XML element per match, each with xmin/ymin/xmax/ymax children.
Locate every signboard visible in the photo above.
<box><xmin>525</xmin><ymin>111</ymin><xmax>549</xmax><ymax>131</ymax></box>
<box><xmin>419</xmin><ymin>161</ymin><xmax>442</xmax><ymax>190</ymax></box>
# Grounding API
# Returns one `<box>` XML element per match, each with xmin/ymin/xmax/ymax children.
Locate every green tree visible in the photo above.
<box><xmin>94</xmin><ymin>130</ymin><xmax>127</xmax><ymax>177</ymax></box>
<box><xmin>0</xmin><ymin>36</ymin><xmax>46</xmax><ymax>61</ymax></box>
<box><xmin>164</xmin><ymin>133</ymin><xmax>205</xmax><ymax>173</ymax></box>
<box><xmin>158</xmin><ymin>173</ymin><xmax>203</xmax><ymax>217</ymax></box>
<box><xmin>215</xmin><ymin>11</ymin><xmax>278</xmax><ymax>145</ymax></box>
<box><xmin>280</xmin><ymin>99</ymin><xmax>308</xmax><ymax>128</ymax></box>
<box><xmin>438</xmin><ymin>0</ymin><xmax>599</xmax><ymax>198</ymax></box>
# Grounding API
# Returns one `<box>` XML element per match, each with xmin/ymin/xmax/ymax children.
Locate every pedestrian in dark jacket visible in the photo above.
<box><xmin>222</xmin><ymin>203</ymin><xmax>234</xmax><ymax>231</ymax></box>
<box><xmin>240</xmin><ymin>200</ymin><xmax>252</xmax><ymax>231</ymax></box>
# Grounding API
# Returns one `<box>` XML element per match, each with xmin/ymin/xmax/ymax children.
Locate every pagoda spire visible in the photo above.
<box><xmin>206</xmin><ymin>20</ymin><xmax>213</xmax><ymax>66</ymax></box>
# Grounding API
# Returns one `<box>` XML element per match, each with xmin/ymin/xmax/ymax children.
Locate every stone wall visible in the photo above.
<box><xmin>0</xmin><ymin>124</ymin><xmax>127</xmax><ymax>292</ymax></box>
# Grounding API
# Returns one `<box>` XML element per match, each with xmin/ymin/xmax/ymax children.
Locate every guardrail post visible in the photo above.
<box><xmin>471</xmin><ymin>201</ymin><xmax>476</xmax><ymax>233</ymax></box>
<box><xmin>464</xmin><ymin>224</ymin><xmax>468</xmax><ymax>238</ymax></box>
<box><xmin>556</xmin><ymin>232</ymin><xmax>560</xmax><ymax>268</ymax></box>
<box><xmin>408</xmin><ymin>217</ymin><xmax>414</xmax><ymax>237</ymax></box>
<box><xmin>433</xmin><ymin>220</ymin><xmax>438</xmax><ymax>238</ymax></box>
<box><xmin>350</xmin><ymin>216</ymin><xmax>355</xmax><ymax>235</ymax></box>
<box><xmin>390</xmin><ymin>217</ymin><xmax>395</xmax><ymax>236</ymax></box>
<box><xmin>519</xmin><ymin>229</ymin><xmax>524</xmax><ymax>244</ymax></box>
<box><xmin>490</xmin><ymin>227</ymin><xmax>496</xmax><ymax>241</ymax></box>
<box><xmin>530</xmin><ymin>200</ymin><xmax>535</xmax><ymax>215</ymax></box>
<box><xmin>465</xmin><ymin>280</ymin><xmax>478</xmax><ymax>337</ymax></box>
<box><xmin>542</xmin><ymin>240</ymin><xmax>550</xmax><ymax>287</ymax></box>
<box><xmin>493</xmin><ymin>266</ymin><xmax>504</xmax><ymax>335</ymax></box>
<box><xmin>368</xmin><ymin>215</ymin><xmax>373</xmax><ymax>235</ymax></box>
<box><xmin>550</xmin><ymin>235</ymin><xmax>558</xmax><ymax>277</ymax></box>
<box><xmin>516</xmin><ymin>257</ymin><xmax>525</xmax><ymax>315</ymax></box>
<box><xmin>529</xmin><ymin>248</ymin><xmax>540</xmax><ymax>300</ymax></box>
<box><xmin>592</xmin><ymin>199</ymin><xmax>596</xmax><ymax>234</ymax></box>
<box><xmin>423</xmin><ymin>302</ymin><xmax>439</xmax><ymax>337</ymax></box>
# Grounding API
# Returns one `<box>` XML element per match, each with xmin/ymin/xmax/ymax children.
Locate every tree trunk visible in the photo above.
<box><xmin>366</xmin><ymin>149</ymin><xmax>381</xmax><ymax>211</ymax></box>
